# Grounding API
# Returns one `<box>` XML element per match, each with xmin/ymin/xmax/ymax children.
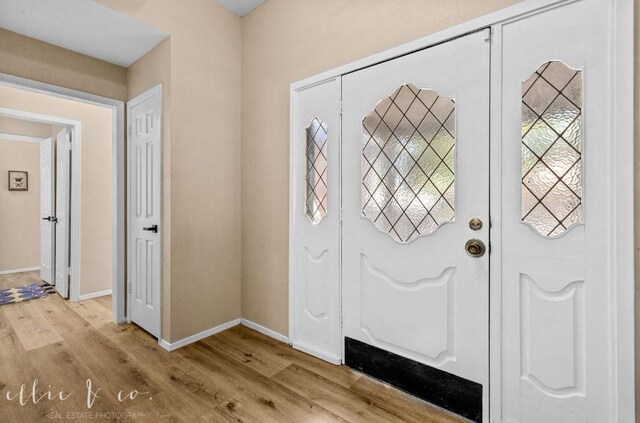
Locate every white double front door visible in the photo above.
<box><xmin>291</xmin><ymin>0</ymin><xmax>619</xmax><ymax>421</ymax></box>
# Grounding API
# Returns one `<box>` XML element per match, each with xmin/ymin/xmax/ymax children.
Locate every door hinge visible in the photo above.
<box><xmin>340</xmin><ymin>314</ymin><xmax>343</xmax><ymax>328</ymax></box>
<box><xmin>127</xmin><ymin>283</ymin><xmax>132</xmax><ymax>295</ymax></box>
<box><xmin>128</xmin><ymin>126</ymin><xmax>132</xmax><ymax>137</ymax></box>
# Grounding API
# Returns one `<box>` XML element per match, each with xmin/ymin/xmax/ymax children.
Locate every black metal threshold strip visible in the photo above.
<box><xmin>344</xmin><ymin>337</ymin><xmax>483</xmax><ymax>422</ymax></box>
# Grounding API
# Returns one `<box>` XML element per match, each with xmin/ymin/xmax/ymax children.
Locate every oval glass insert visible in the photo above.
<box><xmin>521</xmin><ymin>61</ymin><xmax>583</xmax><ymax>237</ymax></box>
<box><xmin>361</xmin><ymin>83</ymin><xmax>456</xmax><ymax>243</ymax></box>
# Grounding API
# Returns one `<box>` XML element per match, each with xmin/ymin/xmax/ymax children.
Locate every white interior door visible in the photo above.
<box><xmin>128</xmin><ymin>86</ymin><xmax>162</xmax><ymax>338</ymax></box>
<box><xmin>55</xmin><ymin>128</ymin><xmax>71</xmax><ymax>298</ymax></box>
<box><xmin>499</xmin><ymin>0</ymin><xmax>614</xmax><ymax>421</ymax></box>
<box><xmin>342</xmin><ymin>31</ymin><xmax>490</xmax><ymax>421</ymax></box>
<box><xmin>291</xmin><ymin>77</ymin><xmax>341</xmax><ymax>362</ymax></box>
<box><xmin>40</xmin><ymin>137</ymin><xmax>55</xmax><ymax>284</ymax></box>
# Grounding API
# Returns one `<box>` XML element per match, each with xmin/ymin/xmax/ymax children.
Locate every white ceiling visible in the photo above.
<box><xmin>0</xmin><ymin>0</ymin><xmax>168</xmax><ymax>67</ymax></box>
<box><xmin>215</xmin><ymin>0</ymin><xmax>266</xmax><ymax>16</ymax></box>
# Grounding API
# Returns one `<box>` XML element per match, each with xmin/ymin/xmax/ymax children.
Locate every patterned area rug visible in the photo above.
<box><xmin>0</xmin><ymin>284</ymin><xmax>56</xmax><ymax>306</ymax></box>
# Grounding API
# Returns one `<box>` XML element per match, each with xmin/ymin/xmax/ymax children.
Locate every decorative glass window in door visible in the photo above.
<box><xmin>306</xmin><ymin>117</ymin><xmax>328</xmax><ymax>224</ymax></box>
<box><xmin>362</xmin><ymin>83</ymin><xmax>455</xmax><ymax>243</ymax></box>
<box><xmin>521</xmin><ymin>61</ymin><xmax>583</xmax><ymax>237</ymax></box>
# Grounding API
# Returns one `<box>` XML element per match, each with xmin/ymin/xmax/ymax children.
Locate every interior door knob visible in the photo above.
<box><xmin>465</xmin><ymin>239</ymin><xmax>486</xmax><ymax>257</ymax></box>
<box><xmin>143</xmin><ymin>224</ymin><xmax>158</xmax><ymax>233</ymax></box>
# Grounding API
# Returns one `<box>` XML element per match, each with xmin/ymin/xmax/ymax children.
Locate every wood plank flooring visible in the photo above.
<box><xmin>0</xmin><ymin>288</ymin><xmax>466</xmax><ymax>422</ymax></box>
<box><xmin>0</xmin><ymin>270</ymin><xmax>41</xmax><ymax>291</ymax></box>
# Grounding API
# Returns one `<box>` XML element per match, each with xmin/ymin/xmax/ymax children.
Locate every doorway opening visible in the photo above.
<box><xmin>0</xmin><ymin>72</ymin><xmax>125</xmax><ymax>323</ymax></box>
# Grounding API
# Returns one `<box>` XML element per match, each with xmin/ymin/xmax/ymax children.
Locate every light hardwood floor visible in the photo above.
<box><xmin>0</xmin><ymin>287</ymin><xmax>465</xmax><ymax>422</ymax></box>
<box><xmin>0</xmin><ymin>270</ymin><xmax>42</xmax><ymax>291</ymax></box>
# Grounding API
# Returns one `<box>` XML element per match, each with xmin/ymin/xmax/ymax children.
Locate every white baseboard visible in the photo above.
<box><xmin>241</xmin><ymin>318</ymin><xmax>289</xmax><ymax>344</ymax></box>
<box><xmin>159</xmin><ymin>318</ymin><xmax>242</xmax><ymax>352</ymax></box>
<box><xmin>0</xmin><ymin>266</ymin><xmax>40</xmax><ymax>275</ymax></box>
<box><xmin>156</xmin><ymin>317</ymin><xmax>290</xmax><ymax>353</ymax></box>
<box><xmin>78</xmin><ymin>289</ymin><xmax>112</xmax><ymax>300</ymax></box>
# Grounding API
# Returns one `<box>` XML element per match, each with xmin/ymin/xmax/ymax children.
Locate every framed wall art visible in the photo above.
<box><xmin>8</xmin><ymin>170</ymin><xmax>28</xmax><ymax>191</ymax></box>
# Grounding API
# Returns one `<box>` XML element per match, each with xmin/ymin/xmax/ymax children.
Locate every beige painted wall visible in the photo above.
<box><xmin>0</xmin><ymin>138</ymin><xmax>40</xmax><ymax>272</ymax></box>
<box><xmin>0</xmin><ymin>28</ymin><xmax>127</xmax><ymax>101</ymax></box>
<box><xmin>0</xmin><ymin>117</ymin><xmax>52</xmax><ymax>138</ymax></box>
<box><xmin>0</xmin><ymin>85</ymin><xmax>113</xmax><ymax>296</ymax></box>
<box><xmin>99</xmin><ymin>0</ymin><xmax>242</xmax><ymax>342</ymax></box>
<box><xmin>240</xmin><ymin>0</ymin><xmax>523</xmax><ymax>335</ymax></box>
<box><xmin>0</xmin><ymin>118</ymin><xmax>54</xmax><ymax>272</ymax></box>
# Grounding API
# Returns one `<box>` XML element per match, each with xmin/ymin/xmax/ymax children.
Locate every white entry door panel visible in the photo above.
<box><xmin>291</xmin><ymin>77</ymin><xmax>341</xmax><ymax>362</ymax></box>
<box><xmin>128</xmin><ymin>86</ymin><xmax>162</xmax><ymax>338</ymax></box>
<box><xmin>342</xmin><ymin>29</ymin><xmax>490</xmax><ymax>414</ymax></box>
<box><xmin>55</xmin><ymin>129</ymin><xmax>71</xmax><ymax>298</ymax></box>
<box><xmin>499</xmin><ymin>1</ymin><xmax>613</xmax><ymax>422</ymax></box>
<box><xmin>40</xmin><ymin>137</ymin><xmax>55</xmax><ymax>284</ymax></box>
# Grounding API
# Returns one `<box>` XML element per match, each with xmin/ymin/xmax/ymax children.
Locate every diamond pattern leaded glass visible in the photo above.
<box><xmin>362</xmin><ymin>83</ymin><xmax>455</xmax><ymax>243</ymax></box>
<box><xmin>521</xmin><ymin>61</ymin><xmax>583</xmax><ymax>237</ymax></box>
<box><xmin>306</xmin><ymin>117</ymin><xmax>328</xmax><ymax>224</ymax></box>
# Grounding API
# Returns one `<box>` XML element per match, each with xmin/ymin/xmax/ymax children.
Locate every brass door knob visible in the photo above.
<box><xmin>465</xmin><ymin>239</ymin><xmax>486</xmax><ymax>258</ymax></box>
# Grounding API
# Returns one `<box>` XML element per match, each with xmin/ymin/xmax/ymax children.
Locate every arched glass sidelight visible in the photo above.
<box><xmin>361</xmin><ymin>83</ymin><xmax>456</xmax><ymax>243</ymax></box>
<box><xmin>305</xmin><ymin>117</ymin><xmax>328</xmax><ymax>224</ymax></box>
<box><xmin>521</xmin><ymin>61</ymin><xmax>583</xmax><ymax>237</ymax></box>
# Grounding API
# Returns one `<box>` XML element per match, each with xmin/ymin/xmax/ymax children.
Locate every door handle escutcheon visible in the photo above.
<box><xmin>465</xmin><ymin>239</ymin><xmax>486</xmax><ymax>258</ymax></box>
<box><xmin>143</xmin><ymin>224</ymin><xmax>158</xmax><ymax>233</ymax></box>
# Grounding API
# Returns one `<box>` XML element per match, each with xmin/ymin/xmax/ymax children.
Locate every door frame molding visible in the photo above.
<box><xmin>126</xmin><ymin>83</ymin><xmax>163</xmax><ymax>341</ymax></box>
<box><xmin>0</xmin><ymin>72</ymin><xmax>126</xmax><ymax>323</ymax></box>
<box><xmin>289</xmin><ymin>0</ymin><xmax>634</xmax><ymax>421</ymax></box>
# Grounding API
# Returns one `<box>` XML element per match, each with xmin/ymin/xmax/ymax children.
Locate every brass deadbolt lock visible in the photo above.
<box><xmin>469</xmin><ymin>217</ymin><xmax>483</xmax><ymax>231</ymax></box>
<box><xmin>465</xmin><ymin>239</ymin><xmax>486</xmax><ymax>258</ymax></box>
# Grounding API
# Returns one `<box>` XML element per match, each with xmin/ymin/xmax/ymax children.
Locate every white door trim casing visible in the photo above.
<box><xmin>127</xmin><ymin>83</ymin><xmax>163</xmax><ymax>340</ymax></box>
<box><xmin>0</xmin><ymin>73</ymin><xmax>126</xmax><ymax>322</ymax></box>
<box><xmin>288</xmin><ymin>0</ymin><xmax>634</xmax><ymax>421</ymax></box>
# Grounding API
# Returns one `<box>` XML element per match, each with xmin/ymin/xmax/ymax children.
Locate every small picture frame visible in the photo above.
<box><xmin>8</xmin><ymin>171</ymin><xmax>28</xmax><ymax>191</ymax></box>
